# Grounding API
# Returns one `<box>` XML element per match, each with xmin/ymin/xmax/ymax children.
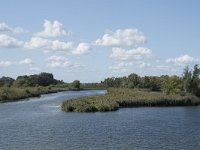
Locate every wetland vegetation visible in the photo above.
<box><xmin>0</xmin><ymin>72</ymin><xmax>67</xmax><ymax>103</ymax></box>
<box><xmin>62</xmin><ymin>65</ymin><xmax>200</xmax><ymax>112</ymax></box>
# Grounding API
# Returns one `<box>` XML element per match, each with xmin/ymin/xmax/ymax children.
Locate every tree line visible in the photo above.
<box><xmin>0</xmin><ymin>65</ymin><xmax>200</xmax><ymax>97</ymax></box>
<box><xmin>0</xmin><ymin>72</ymin><xmax>64</xmax><ymax>87</ymax></box>
<box><xmin>101</xmin><ymin>64</ymin><xmax>200</xmax><ymax>97</ymax></box>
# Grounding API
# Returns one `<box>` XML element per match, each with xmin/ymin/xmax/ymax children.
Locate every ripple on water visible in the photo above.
<box><xmin>0</xmin><ymin>90</ymin><xmax>200</xmax><ymax>150</ymax></box>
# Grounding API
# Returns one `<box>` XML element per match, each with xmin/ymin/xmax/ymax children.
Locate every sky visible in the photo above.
<box><xmin>0</xmin><ymin>0</ymin><xmax>200</xmax><ymax>82</ymax></box>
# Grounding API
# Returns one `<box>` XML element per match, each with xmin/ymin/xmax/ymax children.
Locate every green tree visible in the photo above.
<box><xmin>148</xmin><ymin>76</ymin><xmax>161</xmax><ymax>91</ymax></box>
<box><xmin>162</xmin><ymin>76</ymin><xmax>182</xmax><ymax>95</ymax></box>
<box><xmin>71</xmin><ymin>80</ymin><xmax>80</xmax><ymax>89</ymax></box>
<box><xmin>191</xmin><ymin>64</ymin><xmax>200</xmax><ymax>96</ymax></box>
<box><xmin>182</xmin><ymin>66</ymin><xmax>192</xmax><ymax>93</ymax></box>
<box><xmin>38</xmin><ymin>72</ymin><xmax>57</xmax><ymax>86</ymax></box>
<box><xmin>0</xmin><ymin>77</ymin><xmax>14</xmax><ymax>87</ymax></box>
<box><xmin>127</xmin><ymin>73</ymin><xmax>140</xmax><ymax>88</ymax></box>
<box><xmin>0</xmin><ymin>87</ymin><xmax>9</xmax><ymax>100</ymax></box>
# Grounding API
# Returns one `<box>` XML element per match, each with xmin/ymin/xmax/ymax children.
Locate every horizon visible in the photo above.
<box><xmin>0</xmin><ymin>0</ymin><xmax>200</xmax><ymax>82</ymax></box>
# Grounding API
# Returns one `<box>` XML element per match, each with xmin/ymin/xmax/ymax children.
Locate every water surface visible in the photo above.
<box><xmin>0</xmin><ymin>90</ymin><xmax>200</xmax><ymax>150</ymax></box>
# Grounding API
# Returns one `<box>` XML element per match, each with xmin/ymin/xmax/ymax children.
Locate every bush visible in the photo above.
<box><xmin>71</xmin><ymin>80</ymin><xmax>80</xmax><ymax>89</ymax></box>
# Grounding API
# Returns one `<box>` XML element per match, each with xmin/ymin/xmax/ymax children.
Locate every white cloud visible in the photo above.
<box><xmin>25</xmin><ymin>37</ymin><xmax>91</xmax><ymax>55</ymax></box>
<box><xmin>0</xmin><ymin>34</ymin><xmax>24</xmax><ymax>48</ymax></box>
<box><xmin>0</xmin><ymin>58</ymin><xmax>33</xmax><ymax>68</ymax></box>
<box><xmin>18</xmin><ymin>58</ymin><xmax>33</xmax><ymax>65</ymax></box>
<box><xmin>24</xmin><ymin>37</ymin><xmax>74</xmax><ymax>52</ymax></box>
<box><xmin>29</xmin><ymin>67</ymin><xmax>40</xmax><ymax>71</ymax></box>
<box><xmin>166</xmin><ymin>54</ymin><xmax>199</xmax><ymax>65</ymax></box>
<box><xmin>96</xmin><ymin>28</ymin><xmax>146</xmax><ymax>47</ymax></box>
<box><xmin>137</xmin><ymin>61</ymin><xmax>152</xmax><ymax>68</ymax></box>
<box><xmin>0</xmin><ymin>61</ymin><xmax>12</xmax><ymax>67</ymax></box>
<box><xmin>35</xmin><ymin>20</ymin><xmax>69</xmax><ymax>37</ymax></box>
<box><xmin>72</xmin><ymin>43</ymin><xmax>91</xmax><ymax>55</ymax></box>
<box><xmin>48</xmin><ymin>55</ymin><xmax>65</xmax><ymax>61</ymax></box>
<box><xmin>47</xmin><ymin>55</ymin><xmax>82</xmax><ymax>69</ymax></box>
<box><xmin>0</xmin><ymin>22</ymin><xmax>25</xmax><ymax>34</ymax></box>
<box><xmin>109</xmin><ymin>61</ymin><xmax>152</xmax><ymax>73</ymax></box>
<box><xmin>110</xmin><ymin>47</ymin><xmax>152</xmax><ymax>61</ymax></box>
<box><xmin>109</xmin><ymin>62</ymin><xmax>133</xmax><ymax>72</ymax></box>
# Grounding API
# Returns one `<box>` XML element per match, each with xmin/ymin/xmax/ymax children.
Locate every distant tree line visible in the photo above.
<box><xmin>101</xmin><ymin>64</ymin><xmax>200</xmax><ymax>97</ymax></box>
<box><xmin>0</xmin><ymin>72</ymin><xmax>64</xmax><ymax>87</ymax></box>
<box><xmin>0</xmin><ymin>65</ymin><xmax>200</xmax><ymax>97</ymax></box>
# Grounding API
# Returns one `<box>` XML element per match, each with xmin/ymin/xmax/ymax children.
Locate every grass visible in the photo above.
<box><xmin>0</xmin><ymin>84</ymin><xmax>68</xmax><ymax>103</ymax></box>
<box><xmin>61</xmin><ymin>88</ymin><xmax>200</xmax><ymax>112</ymax></box>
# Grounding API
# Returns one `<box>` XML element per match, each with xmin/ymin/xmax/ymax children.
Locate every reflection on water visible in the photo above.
<box><xmin>0</xmin><ymin>90</ymin><xmax>200</xmax><ymax>150</ymax></box>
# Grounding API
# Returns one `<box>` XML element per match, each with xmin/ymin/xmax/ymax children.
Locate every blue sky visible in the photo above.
<box><xmin>0</xmin><ymin>0</ymin><xmax>200</xmax><ymax>82</ymax></box>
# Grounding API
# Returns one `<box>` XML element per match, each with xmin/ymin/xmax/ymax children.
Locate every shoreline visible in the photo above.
<box><xmin>0</xmin><ymin>87</ymin><xmax>105</xmax><ymax>103</ymax></box>
<box><xmin>0</xmin><ymin>88</ymin><xmax>67</xmax><ymax>103</ymax></box>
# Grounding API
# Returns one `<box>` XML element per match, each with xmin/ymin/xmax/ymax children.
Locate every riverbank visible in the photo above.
<box><xmin>0</xmin><ymin>84</ymin><xmax>68</xmax><ymax>103</ymax></box>
<box><xmin>61</xmin><ymin>88</ymin><xmax>200</xmax><ymax>112</ymax></box>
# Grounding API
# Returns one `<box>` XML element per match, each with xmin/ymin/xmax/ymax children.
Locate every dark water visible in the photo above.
<box><xmin>0</xmin><ymin>90</ymin><xmax>200</xmax><ymax>150</ymax></box>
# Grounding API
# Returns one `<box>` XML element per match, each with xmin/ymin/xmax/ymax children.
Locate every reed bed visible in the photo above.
<box><xmin>62</xmin><ymin>88</ymin><xmax>200</xmax><ymax>112</ymax></box>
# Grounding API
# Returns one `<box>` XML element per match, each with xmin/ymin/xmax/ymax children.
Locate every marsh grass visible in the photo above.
<box><xmin>62</xmin><ymin>88</ymin><xmax>200</xmax><ymax>112</ymax></box>
<box><xmin>0</xmin><ymin>84</ymin><xmax>68</xmax><ymax>103</ymax></box>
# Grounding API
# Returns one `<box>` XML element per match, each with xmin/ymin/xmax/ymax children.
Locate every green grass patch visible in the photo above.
<box><xmin>61</xmin><ymin>88</ymin><xmax>200</xmax><ymax>112</ymax></box>
<box><xmin>0</xmin><ymin>84</ymin><xmax>68</xmax><ymax>103</ymax></box>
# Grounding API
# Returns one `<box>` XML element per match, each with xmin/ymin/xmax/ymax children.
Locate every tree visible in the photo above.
<box><xmin>148</xmin><ymin>76</ymin><xmax>161</xmax><ymax>91</ymax></box>
<box><xmin>13</xmin><ymin>77</ymin><xmax>29</xmax><ymax>87</ymax></box>
<box><xmin>127</xmin><ymin>73</ymin><xmax>140</xmax><ymax>88</ymax></box>
<box><xmin>12</xmin><ymin>72</ymin><xmax>60</xmax><ymax>87</ymax></box>
<box><xmin>183</xmin><ymin>66</ymin><xmax>192</xmax><ymax>93</ymax></box>
<box><xmin>162</xmin><ymin>76</ymin><xmax>182</xmax><ymax>95</ymax></box>
<box><xmin>38</xmin><ymin>72</ymin><xmax>57</xmax><ymax>86</ymax></box>
<box><xmin>191</xmin><ymin>64</ymin><xmax>200</xmax><ymax>96</ymax></box>
<box><xmin>71</xmin><ymin>80</ymin><xmax>80</xmax><ymax>89</ymax></box>
<box><xmin>0</xmin><ymin>77</ymin><xmax>14</xmax><ymax>87</ymax></box>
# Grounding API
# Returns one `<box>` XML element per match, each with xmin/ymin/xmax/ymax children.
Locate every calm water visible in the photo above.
<box><xmin>0</xmin><ymin>90</ymin><xmax>200</xmax><ymax>150</ymax></box>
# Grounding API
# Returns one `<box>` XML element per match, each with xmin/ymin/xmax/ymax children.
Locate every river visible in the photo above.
<box><xmin>0</xmin><ymin>90</ymin><xmax>200</xmax><ymax>150</ymax></box>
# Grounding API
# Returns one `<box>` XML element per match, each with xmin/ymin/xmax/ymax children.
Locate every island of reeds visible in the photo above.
<box><xmin>62</xmin><ymin>65</ymin><xmax>200</xmax><ymax>112</ymax></box>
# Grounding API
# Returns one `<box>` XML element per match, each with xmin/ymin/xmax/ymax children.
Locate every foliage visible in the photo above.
<box><xmin>62</xmin><ymin>88</ymin><xmax>200</xmax><ymax>112</ymax></box>
<box><xmin>12</xmin><ymin>72</ymin><xmax>63</xmax><ymax>87</ymax></box>
<box><xmin>101</xmin><ymin>64</ymin><xmax>200</xmax><ymax>96</ymax></box>
<box><xmin>0</xmin><ymin>72</ymin><xmax>68</xmax><ymax>102</ymax></box>
<box><xmin>0</xmin><ymin>84</ymin><xmax>68</xmax><ymax>103</ymax></box>
<box><xmin>183</xmin><ymin>65</ymin><xmax>200</xmax><ymax>96</ymax></box>
<box><xmin>0</xmin><ymin>77</ymin><xmax>14</xmax><ymax>87</ymax></box>
<box><xmin>71</xmin><ymin>80</ymin><xmax>80</xmax><ymax>89</ymax></box>
<box><xmin>183</xmin><ymin>66</ymin><xmax>192</xmax><ymax>93</ymax></box>
<box><xmin>161</xmin><ymin>76</ymin><xmax>182</xmax><ymax>95</ymax></box>
<box><xmin>101</xmin><ymin>74</ymin><xmax>162</xmax><ymax>91</ymax></box>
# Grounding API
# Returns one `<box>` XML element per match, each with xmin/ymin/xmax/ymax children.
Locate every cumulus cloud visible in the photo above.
<box><xmin>72</xmin><ymin>43</ymin><xmax>91</xmax><ymax>55</ymax></box>
<box><xmin>166</xmin><ymin>54</ymin><xmax>199</xmax><ymax>65</ymax></box>
<box><xmin>24</xmin><ymin>37</ymin><xmax>74</xmax><ymax>52</ymax></box>
<box><xmin>96</xmin><ymin>28</ymin><xmax>146</xmax><ymax>47</ymax></box>
<box><xmin>0</xmin><ymin>58</ymin><xmax>33</xmax><ymax>68</ymax></box>
<box><xmin>0</xmin><ymin>61</ymin><xmax>12</xmax><ymax>67</ymax></box>
<box><xmin>109</xmin><ymin>62</ymin><xmax>133</xmax><ymax>72</ymax></box>
<box><xmin>0</xmin><ymin>22</ymin><xmax>25</xmax><ymax>34</ymax></box>
<box><xmin>0</xmin><ymin>34</ymin><xmax>24</xmax><ymax>48</ymax></box>
<box><xmin>25</xmin><ymin>37</ymin><xmax>91</xmax><ymax>55</ymax></box>
<box><xmin>109</xmin><ymin>60</ymin><xmax>152</xmax><ymax>73</ymax></box>
<box><xmin>18</xmin><ymin>58</ymin><xmax>33</xmax><ymax>65</ymax></box>
<box><xmin>35</xmin><ymin>20</ymin><xmax>69</xmax><ymax>37</ymax></box>
<box><xmin>110</xmin><ymin>47</ymin><xmax>152</xmax><ymax>61</ymax></box>
<box><xmin>47</xmin><ymin>55</ymin><xmax>82</xmax><ymax>69</ymax></box>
